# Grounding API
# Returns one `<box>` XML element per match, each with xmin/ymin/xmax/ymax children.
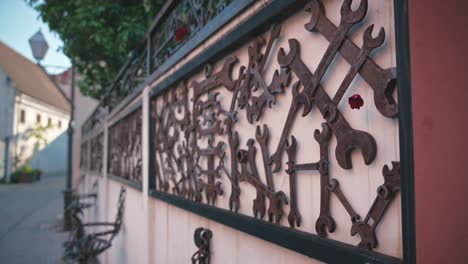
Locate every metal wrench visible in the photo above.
<box><xmin>304</xmin><ymin>0</ymin><xmax>397</xmax><ymax>117</ymax></box>
<box><xmin>302</xmin><ymin>0</ymin><xmax>367</xmax><ymax>98</ymax></box>
<box><xmin>277</xmin><ymin>39</ymin><xmax>377</xmax><ymax>170</ymax></box>
<box><xmin>332</xmin><ymin>24</ymin><xmax>385</xmax><ymax>106</ymax></box>
<box><xmin>351</xmin><ymin>162</ymin><xmax>400</xmax><ymax>250</ymax></box>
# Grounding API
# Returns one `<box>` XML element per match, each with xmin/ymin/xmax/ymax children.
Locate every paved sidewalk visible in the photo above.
<box><xmin>0</xmin><ymin>175</ymin><xmax>68</xmax><ymax>264</ymax></box>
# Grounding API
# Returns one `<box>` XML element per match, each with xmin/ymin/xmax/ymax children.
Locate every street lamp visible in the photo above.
<box><xmin>28</xmin><ymin>30</ymin><xmax>75</xmax><ymax>230</ymax></box>
<box><xmin>28</xmin><ymin>29</ymin><xmax>49</xmax><ymax>64</ymax></box>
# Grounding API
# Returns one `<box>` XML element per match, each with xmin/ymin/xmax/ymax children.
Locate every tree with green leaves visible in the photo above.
<box><xmin>27</xmin><ymin>0</ymin><xmax>163</xmax><ymax>99</ymax></box>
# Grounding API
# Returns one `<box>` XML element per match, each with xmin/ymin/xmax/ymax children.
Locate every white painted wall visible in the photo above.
<box><xmin>13</xmin><ymin>93</ymin><xmax>70</xmax><ymax>167</ymax></box>
<box><xmin>28</xmin><ymin>131</ymin><xmax>68</xmax><ymax>177</ymax></box>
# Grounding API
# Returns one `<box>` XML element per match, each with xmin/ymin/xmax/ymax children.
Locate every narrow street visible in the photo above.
<box><xmin>0</xmin><ymin>175</ymin><xmax>67</xmax><ymax>263</ymax></box>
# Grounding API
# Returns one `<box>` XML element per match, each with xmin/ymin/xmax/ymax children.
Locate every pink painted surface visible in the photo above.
<box><xmin>409</xmin><ymin>1</ymin><xmax>468</xmax><ymax>263</ymax></box>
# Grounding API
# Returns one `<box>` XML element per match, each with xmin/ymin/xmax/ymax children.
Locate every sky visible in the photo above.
<box><xmin>0</xmin><ymin>0</ymin><xmax>71</xmax><ymax>74</ymax></box>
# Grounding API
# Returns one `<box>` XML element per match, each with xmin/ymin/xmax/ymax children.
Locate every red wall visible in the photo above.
<box><xmin>409</xmin><ymin>1</ymin><xmax>468</xmax><ymax>263</ymax></box>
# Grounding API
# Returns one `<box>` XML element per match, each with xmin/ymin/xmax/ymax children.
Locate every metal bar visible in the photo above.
<box><xmin>394</xmin><ymin>0</ymin><xmax>416</xmax><ymax>263</ymax></box>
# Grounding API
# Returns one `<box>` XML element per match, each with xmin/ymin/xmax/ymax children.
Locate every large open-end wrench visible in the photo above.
<box><xmin>351</xmin><ymin>162</ymin><xmax>400</xmax><ymax>250</ymax></box>
<box><xmin>237</xmin><ymin>149</ymin><xmax>288</xmax><ymax>224</ymax></box>
<box><xmin>304</xmin><ymin>0</ymin><xmax>397</xmax><ymax>117</ymax></box>
<box><xmin>278</xmin><ymin>39</ymin><xmax>377</xmax><ymax>170</ymax></box>
<box><xmin>301</xmin><ymin>0</ymin><xmax>367</xmax><ymax>98</ymax></box>
<box><xmin>332</xmin><ymin>24</ymin><xmax>385</xmax><ymax>106</ymax></box>
<box><xmin>192</xmin><ymin>56</ymin><xmax>238</xmax><ymax>99</ymax></box>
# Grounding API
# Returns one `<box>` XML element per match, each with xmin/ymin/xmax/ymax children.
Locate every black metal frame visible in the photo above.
<box><xmin>394</xmin><ymin>1</ymin><xmax>416</xmax><ymax>263</ymax></box>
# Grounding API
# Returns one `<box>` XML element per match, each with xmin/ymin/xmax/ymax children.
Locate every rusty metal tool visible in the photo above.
<box><xmin>328</xmin><ymin>179</ymin><xmax>361</xmax><ymax>223</ymax></box>
<box><xmin>285</xmin><ymin>136</ymin><xmax>301</xmax><ymax>228</ymax></box>
<box><xmin>351</xmin><ymin>162</ymin><xmax>400</xmax><ymax>250</ymax></box>
<box><xmin>237</xmin><ymin>148</ymin><xmax>288</xmax><ymax>224</ymax></box>
<box><xmin>304</xmin><ymin>0</ymin><xmax>397</xmax><ymax>117</ymax></box>
<box><xmin>277</xmin><ymin>38</ymin><xmax>377</xmax><ymax>170</ymax></box>
<box><xmin>332</xmin><ymin>24</ymin><xmax>385</xmax><ymax>106</ymax></box>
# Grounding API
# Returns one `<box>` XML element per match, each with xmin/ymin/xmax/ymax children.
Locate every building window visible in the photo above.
<box><xmin>20</xmin><ymin>109</ymin><xmax>25</xmax><ymax>123</ymax></box>
<box><xmin>36</xmin><ymin>114</ymin><xmax>41</xmax><ymax>124</ymax></box>
<box><xmin>58</xmin><ymin>120</ymin><xmax>62</xmax><ymax>128</ymax></box>
<box><xmin>47</xmin><ymin>117</ymin><xmax>52</xmax><ymax>127</ymax></box>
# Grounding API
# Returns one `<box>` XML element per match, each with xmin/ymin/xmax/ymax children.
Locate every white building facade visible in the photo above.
<box><xmin>0</xmin><ymin>41</ymin><xmax>70</xmax><ymax>180</ymax></box>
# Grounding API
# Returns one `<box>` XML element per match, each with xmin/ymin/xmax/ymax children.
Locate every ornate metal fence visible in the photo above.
<box><xmin>80</xmin><ymin>1</ymin><xmax>414</xmax><ymax>263</ymax></box>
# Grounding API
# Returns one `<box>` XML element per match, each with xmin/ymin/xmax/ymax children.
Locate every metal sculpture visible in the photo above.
<box><xmin>149</xmin><ymin>0</ymin><xmax>400</xmax><ymax>252</ymax></box>
<box><xmin>108</xmin><ymin>108</ymin><xmax>143</xmax><ymax>183</ymax></box>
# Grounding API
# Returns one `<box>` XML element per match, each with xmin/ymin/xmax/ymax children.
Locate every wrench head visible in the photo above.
<box><xmin>315</xmin><ymin>215</ymin><xmax>336</xmax><ymax>237</ymax></box>
<box><xmin>288</xmin><ymin>207</ymin><xmax>302</xmax><ymax>228</ymax></box>
<box><xmin>253</xmin><ymin>195</ymin><xmax>266</xmax><ymax>220</ymax></box>
<box><xmin>285</xmin><ymin>135</ymin><xmax>297</xmax><ymax>160</ymax></box>
<box><xmin>363</xmin><ymin>24</ymin><xmax>385</xmax><ymax>49</ymax></box>
<box><xmin>278</xmin><ymin>39</ymin><xmax>300</xmax><ymax>68</ymax></box>
<box><xmin>218</xmin><ymin>56</ymin><xmax>239</xmax><ymax>91</ymax></box>
<box><xmin>304</xmin><ymin>0</ymin><xmax>325</xmax><ymax>32</ymax></box>
<box><xmin>255</xmin><ymin>124</ymin><xmax>270</xmax><ymax>142</ymax></box>
<box><xmin>373</xmin><ymin>67</ymin><xmax>398</xmax><ymax>118</ymax></box>
<box><xmin>340</xmin><ymin>0</ymin><xmax>368</xmax><ymax>25</ymax></box>
<box><xmin>335</xmin><ymin>129</ymin><xmax>377</xmax><ymax>170</ymax></box>
<box><xmin>229</xmin><ymin>186</ymin><xmax>240</xmax><ymax>212</ymax></box>
<box><xmin>351</xmin><ymin>221</ymin><xmax>377</xmax><ymax>250</ymax></box>
<box><xmin>314</xmin><ymin>123</ymin><xmax>332</xmax><ymax>143</ymax></box>
<box><xmin>291</xmin><ymin>81</ymin><xmax>312</xmax><ymax>117</ymax></box>
<box><xmin>270</xmin><ymin>23</ymin><xmax>281</xmax><ymax>40</ymax></box>
<box><xmin>269</xmin><ymin>151</ymin><xmax>282</xmax><ymax>173</ymax></box>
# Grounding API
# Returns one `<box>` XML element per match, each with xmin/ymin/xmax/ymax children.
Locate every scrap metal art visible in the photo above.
<box><xmin>191</xmin><ymin>227</ymin><xmax>212</xmax><ymax>264</ymax></box>
<box><xmin>151</xmin><ymin>0</ymin><xmax>400</xmax><ymax>251</ymax></box>
<box><xmin>90</xmin><ymin>132</ymin><xmax>104</xmax><ymax>174</ymax></box>
<box><xmin>108</xmin><ymin>108</ymin><xmax>143</xmax><ymax>183</ymax></box>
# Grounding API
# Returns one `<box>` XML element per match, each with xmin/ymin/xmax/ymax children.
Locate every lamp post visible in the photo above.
<box><xmin>29</xmin><ymin>29</ymin><xmax>74</xmax><ymax>230</ymax></box>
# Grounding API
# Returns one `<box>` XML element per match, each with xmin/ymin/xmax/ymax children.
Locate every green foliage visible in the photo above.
<box><xmin>27</xmin><ymin>0</ymin><xmax>164</xmax><ymax>99</ymax></box>
<box><xmin>11</xmin><ymin>165</ymin><xmax>42</xmax><ymax>183</ymax></box>
<box><xmin>26</xmin><ymin>124</ymin><xmax>51</xmax><ymax>153</ymax></box>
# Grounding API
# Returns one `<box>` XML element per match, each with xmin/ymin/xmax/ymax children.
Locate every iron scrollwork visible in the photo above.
<box><xmin>151</xmin><ymin>0</ymin><xmax>400</xmax><ymax>252</ymax></box>
<box><xmin>108</xmin><ymin>108</ymin><xmax>143</xmax><ymax>184</ymax></box>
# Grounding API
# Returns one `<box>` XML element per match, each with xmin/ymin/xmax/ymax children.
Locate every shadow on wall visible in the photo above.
<box><xmin>28</xmin><ymin>131</ymin><xmax>68</xmax><ymax>177</ymax></box>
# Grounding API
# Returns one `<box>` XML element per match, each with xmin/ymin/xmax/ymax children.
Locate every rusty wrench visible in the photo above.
<box><xmin>304</xmin><ymin>0</ymin><xmax>397</xmax><ymax>117</ymax></box>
